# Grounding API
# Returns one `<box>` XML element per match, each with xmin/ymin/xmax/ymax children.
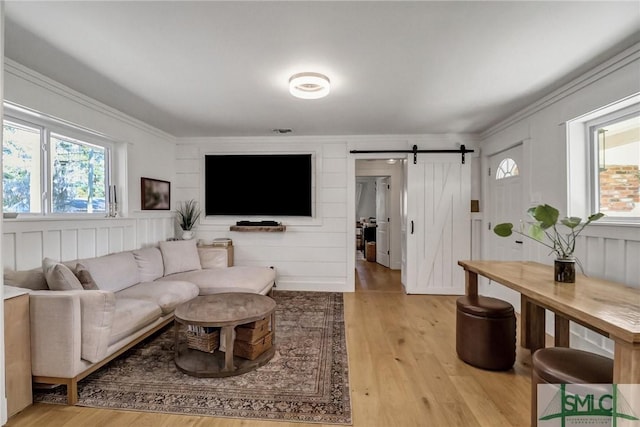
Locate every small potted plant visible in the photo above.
<box><xmin>493</xmin><ymin>204</ymin><xmax>604</xmax><ymax>283</ymax></box>
<box><xmin>176</xmin><ymin>199</ymin><xmax>201</xmax><ymax>240</ymax></box>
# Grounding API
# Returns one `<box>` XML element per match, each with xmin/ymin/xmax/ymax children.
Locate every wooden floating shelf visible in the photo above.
<box><xmin>229</xmin><ymin>225</ymin><xmax>286</xmax><ymax>232</ymax></box>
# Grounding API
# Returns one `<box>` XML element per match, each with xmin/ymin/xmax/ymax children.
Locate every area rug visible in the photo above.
<box><xmin>34</xmin><ymin>291</ymin><xmax>352</xmax><ymax>425</ymax></box>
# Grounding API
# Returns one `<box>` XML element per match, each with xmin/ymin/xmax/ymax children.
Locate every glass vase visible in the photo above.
<box><xmin>554</xmin><ymin>258</ymin><xmax>576</xmax><ymax>283</ymax></box>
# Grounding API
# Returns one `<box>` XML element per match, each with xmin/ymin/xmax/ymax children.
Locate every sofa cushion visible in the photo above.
<box><xmin>109</xmin><ymin>297</ymin><xmax>162</xmax><ymax>345</ymax></box>
<box><xmin>159</xmin><ymin>240</ymin><xmax>201</xmax><ymax>275</ymax></box>
<box><xmin>159</xmin><ymin>266</ymin><xmax>276</xmax><ymax>295</ymax></box>
<box><xmin>132</xmin><ymin>247</ymin><xmax>164</xmax><ymax>282</ymax></box>
<box><xmin>115</xmin><ymin>281</ymin><xmax>199</xmax><ymax>315</ymax></box>
<box><xmin>81</xmin><ymin>252</ymin><xmax>141</xmax><ymax>293</ymax></box>
<box><xmin>3</xmin><ymin>267</ymin><xmax>48</xmax><ymax>290</ymax></box>
<box><xmin>43</xmin><ymin>258</ymin><xmax>84</xmax><ymax>291</ymax></box>
<box><xmin>75</xmin><ymin>264</ymin><xmax>99</xmax><ymax>290</ymax></box>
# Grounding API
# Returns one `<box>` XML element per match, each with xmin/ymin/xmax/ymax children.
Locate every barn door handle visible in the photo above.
<box><xmin>515</xmin><ymin>240</ymin><xmax>523</xmax><ymax>244</ymax></box>
<box><xmin>411</xmin><ymin>221</ymin><xmax>414</xmax><ymax>234</ymax></box>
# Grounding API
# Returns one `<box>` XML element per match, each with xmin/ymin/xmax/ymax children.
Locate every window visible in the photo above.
<box><xmin>588</xmin><ymin>107</ymin><xmax>640</xmax><ymax>218</ymax></box>
<box><xmin>3</xmin><ymin>108</ymin><xmax>112</xmax><ymax>215</ymax></box>
<box><xmin>2</xmin><ymin>119</ymin><xmax>43</xmax><ymax>213</ymax></box>
<box><xmin>495</xmin><ymin>158</ymin><xmax>519</xmax><ymax>179</ymax></box>
<box><xmin>567</xmin><ymin>95</ymin><xmax>640</xmax><ymax>223</ymax></box>
<box><xmin>50</xmin><ymin>133</ymin><xmax>107</xmax><ymax>213</ymax></box>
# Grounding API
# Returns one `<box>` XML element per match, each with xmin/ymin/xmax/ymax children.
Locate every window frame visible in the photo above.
<box><xmin>3</xmin><ymin>104</ymin><xmax>115</xmax><ymax>217</ymax></box>
<box><xmin>2</xmin><ymin>116</ymin><xmax>46</xmax><ymax>214</ymax></box>
<box><xmin>586</xmin><ymin>104</ymin><xmax>640</xmax><ymax>221</ymax></box>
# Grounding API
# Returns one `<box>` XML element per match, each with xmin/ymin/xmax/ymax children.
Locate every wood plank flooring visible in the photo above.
<box><xmin>6</xmin><ymin>257</ymin><xmax>535</xmax><ymax>427</ymax></box>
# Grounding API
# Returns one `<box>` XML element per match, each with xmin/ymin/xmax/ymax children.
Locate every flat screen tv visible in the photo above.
<box><xmin>205</xmin><ymin>154</ymin><xmax>313</xmax><ymax>217</ymax></box>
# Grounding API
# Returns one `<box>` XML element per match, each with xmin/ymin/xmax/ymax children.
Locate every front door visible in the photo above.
<box><xmin>405</xmin><ymin>154</ymin><xmax>470</xmax><ymax>294</ymax></box>
<box><xmin>375</xmin><ymin>176</ymin><xmax>390</xmax><ymax>267</ymax></box>
<box><xmin>488</xmin><ymin>144</ymin><xmax>524</xmax><ymax>261</ymax></box>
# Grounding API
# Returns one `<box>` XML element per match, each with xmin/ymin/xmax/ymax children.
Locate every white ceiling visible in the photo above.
<box><xmin>4</xmin><ymin>1</ymin><xmax>640</xmax><ymax>138</ymax></box>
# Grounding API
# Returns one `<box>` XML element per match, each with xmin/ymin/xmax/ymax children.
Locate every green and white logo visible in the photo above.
<box><xmin>538</xmin><ymin>384</ymin><xmax>640</xmax><ymax>427</ymax></box>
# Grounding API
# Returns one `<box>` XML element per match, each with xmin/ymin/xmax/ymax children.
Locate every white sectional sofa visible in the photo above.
<box><xmin>3</xmin><ymin>239</ymin><xmax>276</xmax><ymax>405</ymax></box>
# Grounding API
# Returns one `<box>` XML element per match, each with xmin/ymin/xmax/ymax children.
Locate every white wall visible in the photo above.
<box><xmin>174</xmin><ymin>137</ymin><xmax>350</xmax><ymax>292</ymax></box>
<box><xmin>480</xmin><ymin>43</ymin><xmax>640</xmax><ymax>357</ymax></box>
<box><xmin>1</xmin><ymin>61</ymin><xmax>178</xmax><ymax>268</ymax></box>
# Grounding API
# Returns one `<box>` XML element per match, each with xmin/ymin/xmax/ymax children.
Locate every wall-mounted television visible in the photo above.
<box><xmin>205</xmin><ymin>154</ymin><xmax>313</xmax><ymax>217</ymax></box>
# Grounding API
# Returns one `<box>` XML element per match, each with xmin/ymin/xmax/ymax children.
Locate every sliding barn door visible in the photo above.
<box><xmin>405</xmin><ymin>154</ymin><xmax>470</xmax><ymax>294</ymax></box>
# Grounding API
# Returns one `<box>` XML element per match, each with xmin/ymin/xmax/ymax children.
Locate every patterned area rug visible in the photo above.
<box><xmin>35</xmin><ymin>291</ymin><xmax>352</xmax><ymax>425</ymax></box>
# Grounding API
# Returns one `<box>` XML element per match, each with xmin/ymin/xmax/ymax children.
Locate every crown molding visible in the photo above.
<box><xmin>481</xmin><ymin>42</ymin><xmax>640</xmax><ymax>140</ymax></box>
<box><xmin>4</xmin><ymin>58</ymin><xmax>175</xmax><ymax>142</ymax></box>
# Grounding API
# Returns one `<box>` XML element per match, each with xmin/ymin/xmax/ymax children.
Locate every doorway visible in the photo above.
<box><xmin>488</xmin><ymin>144</ymin><xmax>524</xmax><ymax>261</ymax></box>
<box><xmin>355</xmin><ymin>159</ymin><xmax>403</xmax><ymax>293</ymax></box>
<box><xmin>351</xmin><ymin>152</ymin><xmax>472</xmax><ymax>295</ymax></box>
<box><xmin>355</xmin><ymin>175</ymin><xmax>390</xmax><ymax>266</ymax></box>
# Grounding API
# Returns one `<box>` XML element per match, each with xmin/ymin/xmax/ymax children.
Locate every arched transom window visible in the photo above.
<box><xmin>496</xmin><ymin>158</ymin><xmax>519</xmax><ymax>179</ymax></box>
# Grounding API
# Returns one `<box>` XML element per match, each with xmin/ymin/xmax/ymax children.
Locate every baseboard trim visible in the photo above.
<box><xmin>274</xmin><ymin>280</ymin><xmax>353</xmax><ymax>293</ymax></box>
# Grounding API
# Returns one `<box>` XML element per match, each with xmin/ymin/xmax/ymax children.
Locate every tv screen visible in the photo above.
<box><xmin>205</xmin><ymin>154</ymin><xmax>313</xmax><ymax>217</ymax></box>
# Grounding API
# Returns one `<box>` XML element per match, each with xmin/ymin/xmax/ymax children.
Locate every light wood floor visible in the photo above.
<box><xmin>7</xmin><ymin>257</ymin><xmax>535</xmax><ymax>427</ymax></box>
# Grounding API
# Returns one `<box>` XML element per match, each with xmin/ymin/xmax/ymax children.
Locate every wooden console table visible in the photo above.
<box><xmin>458</xmin><ymin>260</ymin><xmax>640</xmax><ymax>384</ymax></box>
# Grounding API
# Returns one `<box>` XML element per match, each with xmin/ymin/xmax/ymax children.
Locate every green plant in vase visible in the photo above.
<box><xmin>493</xmin><ymin>204</ymin><xmax>604</xmax><ymax>283</ymax></box>
<box><xmin>176</xmin><ymin>199</ymin><xmax>201</xmax><ymax>240</ymax></box>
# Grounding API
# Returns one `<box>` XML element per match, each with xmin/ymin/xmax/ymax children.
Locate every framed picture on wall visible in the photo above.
<box><xmin>141</xmin><ymin>177</ymin><xmax>170</xmax><ymax>210</ymax></box>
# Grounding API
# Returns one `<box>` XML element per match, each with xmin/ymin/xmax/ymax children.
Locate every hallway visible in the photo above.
<box><xmin>355</xmin><ymin>255</ymin><xmax>402</xmax><ymax>293</ymax></box>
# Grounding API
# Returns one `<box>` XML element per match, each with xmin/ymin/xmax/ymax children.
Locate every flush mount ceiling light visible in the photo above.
<box><xmin>289</xmin><ymin>72</ymin><xmax>330</xmax><ymax>99</ymax></box>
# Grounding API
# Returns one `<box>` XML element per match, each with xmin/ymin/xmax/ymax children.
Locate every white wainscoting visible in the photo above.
<box><xmin>2</xmin><ymin>215</ymin><xmax>174</xmax><ymax>270</ymax></box>
<box><xmin>568</xmin><ymin>231</ymin><xmax>640</xmax><ymax>356</ymax></box>
<box><xmin>470</xmin><ymin>214</ymin><xmax>483</xmax><ymax>260</ymax></box>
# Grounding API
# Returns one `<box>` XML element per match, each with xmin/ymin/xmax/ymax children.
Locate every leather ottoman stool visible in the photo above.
<box><xmin>456</xmin><ymin>295</ymin><xmax>516</xmax><ymax>371</ymax></box>
<box><xmin>531</xmin><ymin>347</ymin><xmax>613</xmax><ymax>427</ymax></box>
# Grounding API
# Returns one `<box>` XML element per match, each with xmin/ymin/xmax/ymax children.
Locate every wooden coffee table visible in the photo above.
<box><xmin>174</xmin><ymin>293</ymin><xmax>276</xmax><ymax>377</ymax></box>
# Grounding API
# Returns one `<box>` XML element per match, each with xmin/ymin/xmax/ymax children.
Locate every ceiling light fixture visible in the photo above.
<box><xmin>289</xmin><ymin>72</ymin><xmax>330</xmax><ymax>99</ymax></box>
<box><xmin>386</xmin><ymin>159</ymin><xmax>398</xmax><ymax>165</ymax></box>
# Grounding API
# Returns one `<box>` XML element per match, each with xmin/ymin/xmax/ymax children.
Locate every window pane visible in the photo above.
<box><xmin>2</xmin><ymin>121</ymin><xmax>42</xmax><ymax>213</ymax></box>
<box><xmin>596</xmin><ymin>114</ymin><xmax>640</xmax><ymax>217</ymax></box>
<box><xmin>496</xmin><ymin>158</ymin><xmax>519</xmax><ymax>180</ymax></box>
<box><xmin>51</xmin><ymin>134</ymin><xmax>106</xmax><ymax>213</ymax></box>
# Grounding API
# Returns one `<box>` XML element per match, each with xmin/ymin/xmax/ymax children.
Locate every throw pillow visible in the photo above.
<box><xmin>159</xmin><ymin>239</ymin><xmax>202</xmax><ymax>276</ymax></box>
<box><xmin>80</xmin><ymin>252</ymin><xmax>140</xmax><ymax>292</ymax></box>
<box><xmin>42</xmin><ymin>257</ymin><xmax>83</xmax><ymax>291</ymax></box>
<box><xmin>75</xmin><ymin>263</ymin><xmax>99</xmax><ymax>290</ymax></box>
<box><xmin>132</xmin><ymin>247</ymin><xmax>165</xmax><ymax>282</ymax></box>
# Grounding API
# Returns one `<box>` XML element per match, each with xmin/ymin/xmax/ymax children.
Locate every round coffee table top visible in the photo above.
<box><xmin>175</xmin><ymin>293</ymin><xmax>276</xmax><ymax>327</ymax></box>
